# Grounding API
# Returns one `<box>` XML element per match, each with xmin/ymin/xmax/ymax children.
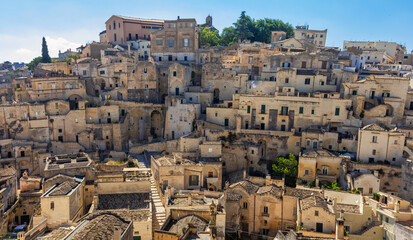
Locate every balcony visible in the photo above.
<box><xmin>316</xmin><ymin>174</ymin><xmax>336</xmax><ymax>183</ymax></box>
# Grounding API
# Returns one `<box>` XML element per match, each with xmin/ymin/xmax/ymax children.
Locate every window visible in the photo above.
<box><xmin>156</xmin><ymin>40</ymin><xmax>163</xmax><ymax>45</ymax></box>
<box><xmin>311</xmin><ymin>109</ymin><xmax>314</xmax><ymax>115</ymax></box>
<box><xmin>113</xmin><ymin>21</ymin><xmax>116</xmax><ymax>29</ymax></box>
<box><xmin>335</xmin><ymin>107</ymin><xmax>340</xmax><ymax>116</ymax></box>
<box><xmin>322</xmin><ymin>166</ymin><xmax>328</xmax><ymax>175</ymax></box>
<box><xmin>183</xmin><ymin>38</ymin><xmax>190</xmax><ymax>47</ymax></box>
<box><xmin>372</xmin><ymin>149</ymin><xmax>376</xmax><ymax>155</ymax></box>
<box><xmin>352</xmin><ymin>90</ymin><xmax>358</xmax><ymax>95</ymax></box>
<box><xmin>285</xmin><ymin>78</ymin><xmax>289</xmax><ymax>83</ymax></box>
<box><xmin>173</xmin><ymin>71</ymin><xmax>177</xmax><ymax>77</ymax></box>
<box><xmin>189</xmin><ymin>175</ymin><xmax>199</xmax><ymax>186</ymax></box>
<box><xmin>58</xmin><ymin>129</ymin><xmax>62</xmax><ymax>133</ymax></box>
<box><xmin>263</xmin><ymin>206</ymin><xmax>268</xmax><ymax>213</ymax></box>
<box><xmin>128</xmin><ymin>33</ymin><xmax>131</xmax><ymax>40</ymax></box>
<box><xmin>224</xmin><ymin>118</ymin><xmax>229</xmax><ymax>127</ymax></box>
<box><xmin>135</xmin><ymin>34</ymin><xmax>138</xmax><ymax>40</ymax></box>
<box><xmin>100</xmin><ymin>70</ymin><xmax>105</xmax><ymax>75</ymax></box>
<box><xmin>320</xmin><ymin>81</ymin><xmax>325</xmax><ymax>85</ymax></box>
<box><xmin>299</xmin><ymin>107</ymin><xmax>304</xmax><ymax>114</ymax></box>
<box><xmin>50</xmin><ymin>201</ymin><xmax>54</xmax><ymax>210</ymax></box>
<box><xmin>261</xmin><ymin>105</ymin><xmax>266</xmax><ymax>114</ymax></box>
<box><xmin>83</xmin><ymin>70</ymin><xmax>87</xmax><ymax>76</ymax></box>
<box><xmin>167</xmin><ymin>39</ymin><xmax>175</xmax><ymax>47</ymax></box>
<box><xmin>243</xmin><ymin>202</ymin><xmax>248</xmax><ymax>209</ymax></box>
<box><xmin>315</xmin><ymin>210</ymin><xmax>319</xmax><ymax>216</ymax></box>
<box><xmin>394</xmin><ymin>140</ymin><xmax>398</xmax><ymax>144</ymax></box>
<box><xmin>208</xmin><ymin>148</ymin><xmax>212</xmax><ymax>153</ymax></box>
<box><xmin>304</xmin><ymin>169</ymin><xmax>309</xmax><ymax>176</ymax></box>
<box><xmin>372</xmin><ymin>136</ymin><xmax>377</xmax><ymax>143</ymax></box>
<box><xmin>114</xmin><ymin>33</ymin><xmax>117</xmax><ymax>42</ymax></box>
<box><xmin>248</xmin><ymin>56</ymin><xmax>253</xmax><ymax>64</ymax></box>
<box><xmin>281</xmin><ymin>106</ymin><xmax>288</xmax><ymax>116</ymax></box>
<box><xmin>333</xmin><ymin>64</ymin><xmax>341</xmax><ymax>69</ymax></box>
<box><xmin>304</xmin><ymin>78</ymin><xmax>310</xmax><ymax>85</ymax></box>
<box><xmin>145</xmin><ymin>84</ymin><xmax>148</xmax><ymax>89</ymax></box>
<box><xmin>55</xmin><ymin>103</ymin><xmax>58</xmax><ymax>109</ymax></box>
<box><xmin>38</xmin><ymin>84</ymin><xmax>43</xmax><ymax>90</ymax></box>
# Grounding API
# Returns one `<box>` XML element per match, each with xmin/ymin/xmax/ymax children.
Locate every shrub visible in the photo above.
<box><xmin>373</xmin><ymin>192</ymin><xmax>380</xmax><ymax>201</ymax></box>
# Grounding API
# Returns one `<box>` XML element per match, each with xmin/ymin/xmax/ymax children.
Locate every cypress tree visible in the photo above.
<box><xmin>41</xmin><ymin>37</ymin><xmax>51</xmax><ymax>63</ymax></box>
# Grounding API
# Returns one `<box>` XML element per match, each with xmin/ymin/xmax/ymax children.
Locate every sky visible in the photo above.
<box><xmin>1</xmin><ymin>0</ymin><xmax>412</xmax><ymax>63</ymax></box>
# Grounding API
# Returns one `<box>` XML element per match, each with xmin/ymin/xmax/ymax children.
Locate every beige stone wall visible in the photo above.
<box><xmin>357</xmin><ymin>128</ymin><xmax>405</xmax><ymax>165</ymax></box>
<box><xmin>300</xmin><ymin>207</ymin><xmax>335</xmax><ymax>234</ymax></box>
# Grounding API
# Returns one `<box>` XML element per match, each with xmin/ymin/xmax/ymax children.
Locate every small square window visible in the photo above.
<box><xmin>315</xmin><ymin>210</ymin><xmax>319</xmax><ymax>216</ymax></box>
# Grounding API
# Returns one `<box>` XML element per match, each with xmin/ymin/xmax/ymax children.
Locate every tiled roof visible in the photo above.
<box><xmin>166</xmin><ymin>215</ymin><xmax>208</xmax><ymax>233</ymax></box>
<box><xmin>362</xmin><ymin>123</ymin><xmax>387</xmax><ymax>131</ymax></box>
<box><xmin>49</xmin><ymin>181</ymin><xmax>78</xmax><ymax>196</ymax></box>
<box><xmin>301</xmin><ymin>195</ymin><xmax>333</xmax><ymax>213</ymax></box>
<box><xmin>256</xmin><ymin>185</ymin><xmax>282</xmax><ymax>197</ymax></box>
<box><xmin>336</xmin><ymin>203</ymin><xmax>360</xmax><ymax>214</ymax></box>
<box><xmin>285</xmin><ymin>187</ymin><xmax>322</xmax><ymax>199</ymax></box>
<box><xmin>0</xmin><ymin>167</ymin><xmax>15</xmax><ymax>178</ymax></box>
<box><xmin>97</xmin><ymin>193</ymin><xmax>150</xmax><ymax>210</ymax></box>
<box><xmin>229</xmin><ymin>180</ymin><xmax>260</xmax><ymax>195</ymax></box>
<box><xmin>301</xmin><ymin>149</ymin><xmax>338</xmax><ymax>158</ymax></box>
<box><xmin>71</xmin><ymin>214</ymin><xmax>129</xmax><ymax>240</ymax></box>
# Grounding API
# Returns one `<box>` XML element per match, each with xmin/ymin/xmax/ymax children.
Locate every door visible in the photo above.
<box><xmin>105</xmin><ymin>142</ymin><xmax>110</xmax><ymax>150</ymax></box>
<box><xmin>316</xmin><ymin>223</ymin><xmax>323</xmax><ymax>233</ymax></box>
<box><xmin>301</xmin><ymin>61</ymin><xmax>307</xmax><ymax>68</ymax></box>
<box><xmin>370</xmin><ymin>90</ymin><xmax>375</xmax><ymax>99</ymax></box>
<box><xmin>313</xmin><ymin>141</ymin><xmax>318</xmax><ymax>149</ymax></box>
<box><xmin>321</xmin><ymin>61</ymin><xmax>327</xmax><ymax>69</ymax></box>
<box><xmin>281</xmin><ymin>125</ymin><xmax>286</xmax><ymax>131</ymax></box>
<box><xmin>175</xmin><ymin>87</ymin><xmax>179</xmax><ymax>96</ymax></box>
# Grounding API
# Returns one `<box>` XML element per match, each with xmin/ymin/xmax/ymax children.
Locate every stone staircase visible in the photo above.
<box><xmin>151</xmin><ymin>176</ymin><xmax>166</xmax><ymax>230</ymax></box>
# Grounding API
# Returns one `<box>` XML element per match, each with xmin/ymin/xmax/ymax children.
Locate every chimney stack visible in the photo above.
<box><xmin>335</xmin><ymin>211</ymin><xmax>345</xmax><ymax>240</ymax></box>
<box><xmin>113</xmin><ymin>224</ymin><xmax>122</xmax><ymax>240</ymax></box>
<box><xmin>395</xmin><ymin>201</ymin><xmax>400</xmax><ymax>213</ymax></box>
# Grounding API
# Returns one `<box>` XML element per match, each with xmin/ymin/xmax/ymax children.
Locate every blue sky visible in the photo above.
<box><xmin>1</xmin><ymin>0</ymin><xmax>412</xmax><ymax>63</ymax></box>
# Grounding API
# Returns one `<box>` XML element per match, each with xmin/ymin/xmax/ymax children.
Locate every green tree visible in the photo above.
<box><xmin>27</xmin><ymin>56</ymin><xmax>43</xmax><ymax>71</ymax></box>
<box><xmin>41</xmin><ymin>37</ymin><xmax>51</xmax><ymax>63</ymax></box>
<box><xmin>199</xmin><ymin>26</ymin><xmax>220</xmax><ymax>47</ymax></box>
<box><xmin>233</xmin><ymin>11</ymin><xmax>254</xmax><ymax>42</ymax></box>
<box><xmin>220</xmin><ymin>27</ymin><xmax>238</xmax><ymax>46</ymax></box>
<box><xmin>252</xmin><ymin>18</ymin><xmax>294</xmax><ymax>43</ymax></box>
<box><xmin>272</xmin><ymin>153</ymin><xmax>298</xmax><ymax>187</ymax></box>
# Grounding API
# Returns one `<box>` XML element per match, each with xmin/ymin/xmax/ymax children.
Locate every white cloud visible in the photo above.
<box><xmin>44</xmin><ymin>36</ymin><xmax>81</xmax><ymax>58</ymax></box>
<box><xmin>0</xmin><ymin>33</ymin><xmax>86</xmax><ymax>63</ymax></box>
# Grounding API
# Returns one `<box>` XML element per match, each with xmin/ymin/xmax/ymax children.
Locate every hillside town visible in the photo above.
<box><xmin>1</xmin><ymin>12</ymin><xmax>413</xmax><ymax>240</ymax></box>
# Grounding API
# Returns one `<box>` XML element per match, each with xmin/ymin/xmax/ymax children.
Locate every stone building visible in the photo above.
<box><xmin>151</xmin><ymin>154</ymin><xmax>222</xmax><ymax>191</ymax></box>
<box><xmin>294</xmin><ymin>25</ymin><xmax>327</xmax><ymax>47</ymax></box>
<box><xmin>105</xmin><ymin>15</ymin><xmax>164</xmax><ymax>45</ymax></box>
<box><xmin>40</xmin><ymin>175</ymin><xmax>85</xmax><ymax>228</ymax></box>
<box><xmin>343</xmin><ymin>40</ymin><xmax>406</xmax><ymax>58</ymax></box>
<box><xmin>297</xmin><ymin>149</ymin><xmax>344</xmax><ymax>187</ymax></box>
<box><xmin>0</xmin><ymin>167</ymin><xmax>17</xmax><ymax>232</ymax></box>
<box><xmin>151</xmin><ymin>17</ymin><xmax>199</xmax><ymax>62</ymax></box>
<box><xmin>356</xmin><ymin>124</ymin><xmax>405</xmax><ymax>165</ymax></box>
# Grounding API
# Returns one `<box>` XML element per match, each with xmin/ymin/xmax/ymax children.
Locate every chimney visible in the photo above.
<box><xmin>335</xmin><ymin>211</ymin><xmax>345</xmax><ymax>240</ymax></box>
<box><xmin>177</xmin><ymin>16</ymin><xmax>180</xmax><ymax>20</ymax></box>
<box><xmin>188</xmin><ymin>195</ymin><xmax>192</xmax><ymax>206</ymax></box>
<box><xmin>113</xmin><ymin>224</ymin><xmax>122</xmax><ymax>240</ymax></box>
<box><xmin>395</xmin><ymin>201</ymin><xmax>400</xmax><ymax>213</ymax></box>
